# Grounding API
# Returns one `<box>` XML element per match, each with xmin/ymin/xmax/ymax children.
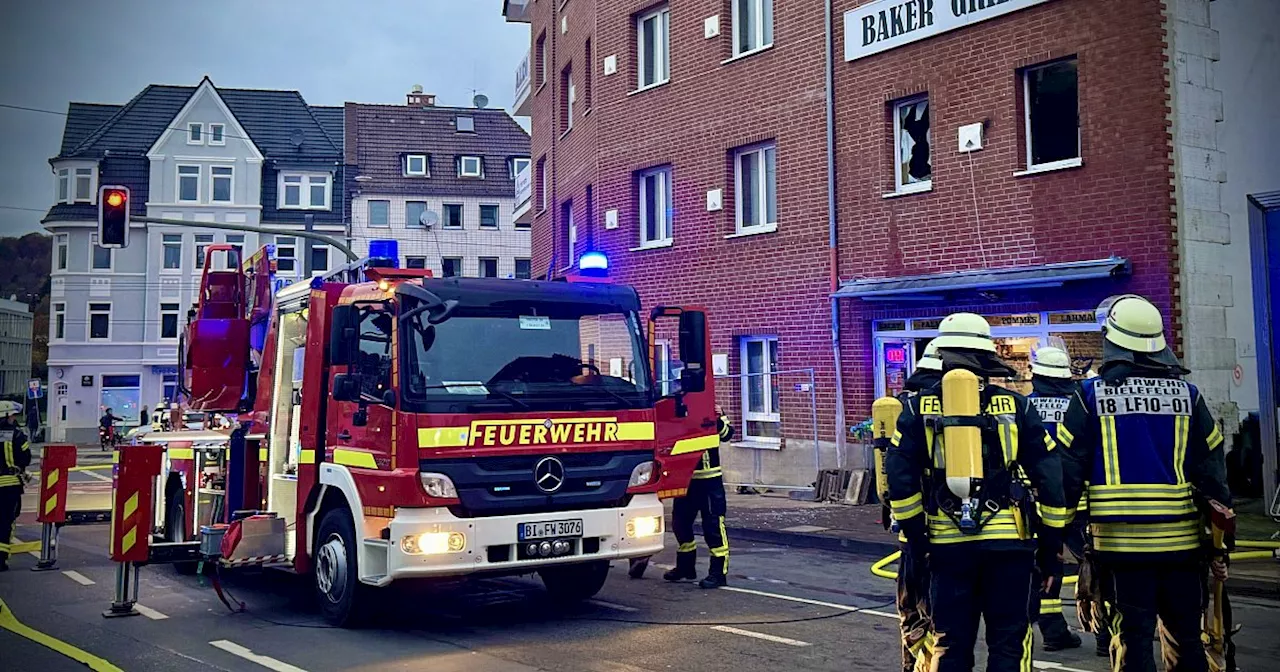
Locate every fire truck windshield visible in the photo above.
<box><xmin>400</xmin><ymin>301</ymin><xmax>653</xmax><ymax>413</ymax></box>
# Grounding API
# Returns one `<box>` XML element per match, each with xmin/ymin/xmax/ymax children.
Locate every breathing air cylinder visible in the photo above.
<box><xmin>942</xmin><ymin>368</ymin><xmax>983</xmax><ymax>529</ymax></box>
<box><xmin>871</xmin><ymin>396</ymin><xmax>903</xmax><ymax>508</ymax></box>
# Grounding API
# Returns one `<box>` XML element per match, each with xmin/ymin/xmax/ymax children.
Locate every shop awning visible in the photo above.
<box><xmin>833</xmin><ymin>256</ymin><xmax>1130</xmax><ymax>300</ymax></box>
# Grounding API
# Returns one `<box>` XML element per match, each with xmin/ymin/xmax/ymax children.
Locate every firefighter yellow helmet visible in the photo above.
<box><xmin>931</xmin><ymin>313</ymin><xmax>996</xmax><ymax>353</ymax></box>
<box><xmin>1099</xmin><ymin>295</ymin><xmax>1166</xmax><ymax>353</ymax></box>
<box><xmin>917</xmin><ymin>341</ymin><xmax>943</xmax><ymax>371</ymax></box>
<box><xmin>1030</xmin><ymin>346</ymin><xmax>1072</xmax><ymax>379</ymax></box>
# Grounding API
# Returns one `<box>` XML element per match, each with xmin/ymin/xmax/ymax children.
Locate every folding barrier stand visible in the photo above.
<box><xmin>31</xmin><ymin>444</ymin><xmax>76</xmax><ymax>571</ymax></box>
<box><xmin>103</xmin><ymin>445</ymin><xmax>162</xmax><ymax>619</ymax></box>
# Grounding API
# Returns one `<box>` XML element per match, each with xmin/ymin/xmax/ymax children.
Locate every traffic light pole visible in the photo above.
<box><xmin>133</xmin><ymin>216</ymin><xmax>358</xmax><ymax>262</ymax></box>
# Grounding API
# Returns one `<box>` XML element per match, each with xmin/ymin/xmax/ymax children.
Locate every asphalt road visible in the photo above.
<box><xmin>3</xmin><ymin>518</ymin><xmax>1279</xmax><ymax>671</ymax></box>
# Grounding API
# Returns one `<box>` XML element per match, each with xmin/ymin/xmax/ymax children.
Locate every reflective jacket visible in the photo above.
<box><xmin>693</xmin><ymin>414</ymin><xmax>733</xmax><ymax>480</ymax></box>
<box><xmin>886</xmin><ymin>382</ymin><xmax>1068</xmax><ymax>548</ymax></box>
<box><xmin>1058</xmin><ymin>374</ymin><xmax>1229</xmax><ymax>554</ymax></box>
<box><xmin>0</xmin><ymin>422</ymin><xmax>31</xmax><ymax>489</ymax></box>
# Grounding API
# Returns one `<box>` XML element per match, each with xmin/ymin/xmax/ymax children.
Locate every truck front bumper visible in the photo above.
<box><xmin>366</xmin><ymin>493</ymin><xmax>665</xmax><ymax>586</ymax></box>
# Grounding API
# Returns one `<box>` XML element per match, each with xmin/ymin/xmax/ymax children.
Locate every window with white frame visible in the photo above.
<box><xmin>368</xmin><ymin>200</ymin><xmax>390</xmax><ymax>227</ymax></box>
<box><xmin>734</xmin><ymin>0</ymin><xmax>774</xmax><ymax>56</ymax></box>
<box><xmin>405</xmin><ymin>154</ymin><xmax>429</xmax><ymax>176</ymax></box>
<box><xmin>740</xmin><ymin>336</ymin><xmax>780</xmax><ymax>441</ymax></box>
<box><xmin>279</xmin><ymin>172</ymin><xmax>330</xmax><ymax>210</ymax></box>
<box><xmin>480</xmin><ymin>204</ymin><xmax>499</xmax><ymax>229</ymax></box>
<box><xmin>479</xmin><ymin>258</ymin><xmax>499</xmax><ymax>278</ymax></box>
<box><xmin>52</xmin><ymin>302</ymin><xmax>65</xmax><ymax>341</ymax></box>
<box><xmin>188</xmin><ymin>122</ymin><xmax>203</xmax><ymax>144</ymax></box>
<box><xmin>194</xmin><ymin>234</ymin><xmax>214</xmax><ymax>269</ymax></box>
<box><xmin>160</xmin><ymin>302</ymin><xmax>181</xmax><ymax>340</ymax></box>
<box><xmin>561</xmin><ymin>64</ymin><xmax>576</xmax><ymax>132</ymax></box>
<box><xmin>654</xmin><ymin>339</ymin><xmax>674</xmax><ymax>396</ymax></box>
<box><xmin>537</xmin><ymin>156</ymin><xmax>548</xmax><ymax>211</ymax></box>
<box><xmin>515</xmin><ymin>258</ymin><xmax>532</xmax><ymax>280</ymax></box>
<box><xmin>162</xmin><ymin>234</ymin><xmax>182</xmax><ymax>270</ymax></box>
<box><xmin>1024</xmin><ymin>59</ymin><xmax>1080</xmax><ymax>169</ymax></box>
<box><xmin>225</xmin><ymin>234</ymin><xmax>244</xmax><ymax>270</ymax></box>
<box><xmin>511</xmin><ymin>157</ymin><xmax>531</xmax><ymax>179</ymax></box>
<box><xmin>178</xmin><ymin>165</ymin><xmax>200</xmax><ymax>202</ymax></box>
<box><xmin>405</xmin><ymin>256</ymin><xmax>427</xmax><ymax>269</ymax></box>
<box><xmin>735</xmin><ymin>142</ymin><xmax>778</xmax><ymax>232</ymax></box>
<box><xmin>56</xmin><ymin>169</ymin><xmax>69</xmax><ymax>203</ymax></box>
<box><xmin>638</xmin><ymin>166</ymin><xmax>672</xmax><ymax>246</ymax></box>
<box><xmin>637</xmin><ymin>5</ymin><xmax>670</xmax><ymax>89</ymax></box>
<box><xmin>74</xmin><ymin>167</ymin><xmax>93</xmax><ymax>202</ymax></box>
<box><xmin>275</xmin><ymin>236</ymin><xmax>296</xmax><ymax>275</ymax></box>
<box><xmin>893</xmin><ymin>96</ymin><xmax>931</xmax><ymax>193</ymax></box>
<box><xmin>441</xmin><ymin>257</ymin><xmax>462</xmax><ymax>278</ymax></box>
<box><xmin>310</xmin><ymin>245</ymin><xmax>329</xmax><ymax>275</ymax></box>
<box><xmin>443</xmin><ymin>203</ymin><xmax>463</xmax><ymax>229</ymax></box>
<box><xmin>209</xmin><ymin>123</ymin><xmax>225</xmax><ymax>145</ymax></box>
<box><xmin>90</xmin><ymin>234</ymin><xmax>112</xmax><ymax>270</ymax></box>
<box><xmin>100</xmin><ymin>375</ymin><xmax>141</xmax><ymax>425</ymax></box>
<box><xmin>456</xmin><ymin>116</ymin><xmax>475</xmax><ymax>132</ymax></box>
<box><xmin>55</xmin><ymin>234</ymin><xmax>68</xmax><ymax>271</ymax></box>
<box><xmin>405</xmin><ymin>201</ymin><xmax>427</xmax><ymax>228</ymax></box>
<box><xmin>211</xmin><ymin>166</ymin><xmax>233</xmax><ymax>203</ymax></box>
<box><xmin>88</xmin><ymin>302</ymin><xmax>112</xmax><ymax>340</ymax></box>
<box><xmin>459</xmin><ymin>156</ymin><xmax>484</xmax><ymax>178</ymax></box>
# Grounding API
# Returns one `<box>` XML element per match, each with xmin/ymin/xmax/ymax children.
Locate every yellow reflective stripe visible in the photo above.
<box><xmin>299</xmin><ymin>449</ymin><xmax>316</xmax><ymax>464</ymax></box>
<box><xmin>1040</xmin><ymin>598</ymin><xmax>1063</xmax><ymax>615</ymax></box>
<box><xmin>1090</xmin><ymin>531</ymin><xmax>1202</xmax><ymax>553</ymax></box>
<box><xmin>258</xmin><ymin>447</ymin><xmax>268</xmax><ymax>462</ymax></box>
<box><xmin>417</xmin><ymin>426</ymin><xmax>469</xmax><ymax>448</ymax></box>
<box><xmin>46</xmin><ymin>470</ymin><xmax>58</xmax><ymax>488</ymax></box>
<box><xmin>891</xmin><ymin>493</ymin><xmax>924</xmax><ymax>520</ymax></box>
<box><xmin>333</xmin><ymin>448</ymin><xmax>378</xmax><ymax>469</ymax></box>
<box><xmin>1037</xmin><ymin>504</ymin><xmax>1071</xmax><ymax>529</ymax></box>
<box><xmin>1090</xmin><ymin>520</ymin><xmax>1201</xmax><ymax>538</ymax></box>
<box><xmin>121</xmin><ymin>526</ymin><xmax>136</xmax><ymax>554</ymax></box>
<box><xmin>1043</xmin><ymin>430</ymin><xmax>1056</xmax><ymax>452</ymax></box>
<box><xmin>44</xmin><ymin>494</ymin><xmax>57</xmax><ymax>515</ymax></box>
<box><xmin>1056</xmin><ymin>423</ymin><xmax>1074</xmax><ymax>448</ymax></box>
<box><xmin>122</xmin><ymin>492</ymin><xmax>138</xmax><ymax>520</ymax></box>
<box><xmin>890</xmin><ymin>430</ymin><xmax>903</xmax><ymax>447</ymax></box>
<box><xmin>678</xmin><ymin>542</ymin><xmax>697</xmax><ymax>553</ymax></box>
<box><xmin>996</xmin><ymin>417</ymin><xmax>1016</xmax><ymax>464</ymax></box>
<box><xmin>0</xmin><ymin>475</ymin><xmax>20</xmax><ymax>487</ymax></box>
<box><xmin>615</xmin><ymin>422</ymin><xmax>655</xmax><ymax>441</ymax></box>
<box><xmin>0</xmin><ymin>540</ymin><xmax>41</xmax><ymax>554</ymax></box>
<box><xmin>928</xmin><ymin>511</ymin><xmax>1026</xmax><ymax>544</ymax></box>
<box><xmin>692</xmin><ymin>467</ymin><xmax>723</xmax><ymax>479</ymax></box>
<box><xmin>1101</xmin><ymin>416</ymin><xmax>1120</xmax><ymax>485</ymax></box>
<box><xmin>2</xmin><ymin>440</ymin><xmax>12</xmax><ymax>470</ymax></box>
<box><xmin>1020</xmin><ymin>626</ymin><xmax>1033</xmax><ymax>672</ymax></box>
<box><xmin>168</xmin><ymin>447</ymin><xmax>194</xmax><ymax>460</ymax></box>
<box><xmin>1088</xmin><ymin>483</ymin><xmax>1192</xmax><ymax>498</ymax></box>
<box><xmin>1206</xmin><ymin>424</ymin><xmax>1223</xmax><ymax>450</ymax></box>
<box><xmin>1089</xmin><ymin>503</ymin><xmax>1197</xmax><ymax>519</ymax></box>
<box><xmin>672</xmin><ymin>434</ymin><xmax>719</xmax><ymax>456</ymax></box>
<box><xmin>1174</xmin><ymin>415</ymin><xmax>1189</xmax><ymax>483</ymax></box>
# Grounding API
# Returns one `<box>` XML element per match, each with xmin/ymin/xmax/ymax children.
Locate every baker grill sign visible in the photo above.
<box><xmin>844</xmin><ymin>0</ymin><xmax>1057</xmax><ymax>62</ymax></box>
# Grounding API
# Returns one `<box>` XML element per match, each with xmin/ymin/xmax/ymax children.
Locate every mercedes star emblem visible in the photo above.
<box><xmin>534</xmin><ymin>456</ymin><xmax>566</xmax><ymax>493</ymax></box>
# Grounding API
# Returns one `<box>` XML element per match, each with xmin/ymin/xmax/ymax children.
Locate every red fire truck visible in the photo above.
<box><xmin>151</xmin><ymin>242</ymin><xmax>717</xmax><ymax>625</ymax></box>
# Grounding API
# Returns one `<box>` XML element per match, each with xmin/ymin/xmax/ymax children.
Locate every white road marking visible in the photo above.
<box><xmin>721</xmin><ymin>585</ymin><xmax>894</xmax><ymax>619</ymax></box>
<box><xmin>210</xmin><ymin>640</ymin><xmax>307</xmax><ymax>672</ymax></box>
<box><xmin>79</xmin><ymin>469</ymin><xmax>112</xmax><ymax>482</ymax></box>
<box><xmin>587</xmin><ymin>599</ymin><xmax>639</xmax><ymax>612</ymax></box>
<box><xmin>62</xmin><ymin>570</ymin><xmax>95</xmax><ymax>586</ymax></box>
<box><xmin>135</xmin><ymin>604</ymin><xmax>169</xmax><ymax>620</ymax></box>
<box><xmin>711</xmin><ymin>625</ymin><xmax>811</xmax><ymax>647</ymax></box>
<box><xmin>1033</xmin><ymin>663</ymin><xmax>1094</xmax><ymax>672</ymax></box>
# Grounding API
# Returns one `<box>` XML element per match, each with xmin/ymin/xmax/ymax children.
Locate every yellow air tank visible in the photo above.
<box><xmin>942</xmin><ymin>369</ymin><xmax>984</xmax><ymax>506</ymax></box>
<box><xmin>871</xmin><ymin>396</ymin><xmax>903</xmax><ymax>504</ymax></box>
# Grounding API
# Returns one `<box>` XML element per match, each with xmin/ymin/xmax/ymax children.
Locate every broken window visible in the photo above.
<box><xmin>894</xmin><ymin>96</ymin><xmax>931</xmax><ymax>192</ymax></box>
<box><xmin>1025</xmin><ymin>59</ymin><xmax>1079</xmax><ymax>168</ymax></box>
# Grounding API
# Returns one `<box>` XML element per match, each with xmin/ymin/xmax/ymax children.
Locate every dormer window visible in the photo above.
<box><xmin>456</xmin><ymin>116</ymin><xmax>475</xmax><ymax>132</ymax></box>
<box><xmin>459</xmin><ymin>156</ymin><xmax>484</xmax><ymax>178</ymax></box>
<box><xmin>405</xmin><ymin>154</ymin><xmax>429</xmax><ymax>177</ymax></box>
<box><xmin>188</xmin><ymin>123</ymin><xmax>203</xmax><ymax>145</ymax></box>
<box><xmin>209</xmin><ymin>123</ymin><xmax>225</xmax><ymax>145</ymax></box>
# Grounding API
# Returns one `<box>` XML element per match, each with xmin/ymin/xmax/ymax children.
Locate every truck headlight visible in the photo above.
<box><xmin>402</xmin><ymin>531</ymin><xmax>466</xmax><ymax>554</ymax></box>
<box><xmin>628</xmin><ymin>461</ymin><xmax>656</xmax><ymax>488</ymax></box>
<box><xmin>626</xmin><ymin>515</ymin><xmax>663</xmax><ymax>538</ymax></box>
<box><xmin>419</xmin><ymin>473</ymin><xmax>457</xmax><ymax>499</ymax></box>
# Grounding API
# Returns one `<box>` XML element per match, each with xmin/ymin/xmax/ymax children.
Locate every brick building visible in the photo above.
<box><xmin>502</xmin><ymin>0</ymin><xmax>1270</xmax><ymax>488</ymax></box>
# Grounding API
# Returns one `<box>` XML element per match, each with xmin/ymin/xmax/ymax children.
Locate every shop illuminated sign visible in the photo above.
<box><xmin>986</xmin><ymin>314</ymin><xmax>1040</xmax><ymax>327</ymax></box>
<box><xmin>844</xmin><ymin>0</ymin><xmax>1058</xmax><ymax>62</ymax></box>
<box><xmin>1049</xmin><ymin>311</ymin><xmax>1098</xmax><ymax>325</ymax></box>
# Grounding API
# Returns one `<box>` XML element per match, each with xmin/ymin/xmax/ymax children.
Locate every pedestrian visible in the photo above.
<box><xmin>886</xmin><ymin>312</ymin><xmax>1069</xmax><ymax>671</ymax></box>
<box><xmin>139</xmin><ymin>405</ymin><xmax>149</xmax><ymax>429</ymax></box>
<box><xmin>25</xmin><ymin>399</ymin><xmax>40</xmax><ymax>443</ymax></box>
<box><xmin>1025</xmin><ymin>346</ymin><xmax>1086</xmax><ymax>653</ymax></box>
<box><xmin>1057</xmin><ymin>295</ymin><xmax>1230</xmax><ymax>671</ymax></box>
<box><xmin>659</xmin><ymin>404</ymin><xmax>733</xmax><ymax>588</ymax></box>
<box><xmin>0</xmin><ymin>407</ymin><xmax>32</xmax><ymax>571</ymax></box>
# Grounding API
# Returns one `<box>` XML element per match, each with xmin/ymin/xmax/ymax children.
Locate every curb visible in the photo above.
<box><xmin>694</xmin><ymin>523</ymin><xmax>899</xmax><ymax>558</ymax></box>
<box><xmin>1228</xmin><ymin>576</ymin><xmax>1280</xmax><ymax>599</ymax></box>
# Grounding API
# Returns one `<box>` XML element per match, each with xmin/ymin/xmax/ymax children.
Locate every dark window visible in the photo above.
<box><xmin>584</xmin><ymin>39</ymin><xmax>593</xmax><ymax>110</ymax></box>
<box><xmin>406</xmin><ymin>257</ymin><xmax>427</xmax><ymax>269</ymax></box>
<box><xmin>311</xmin><ymin>246</ymin><xmax>329</xmax><ymax>273</ymax></box>
<box><xmin>894</xmin><ymin>96</ymin><xmax>931</xmax><ymax>190</ymax></box>
<box><xmin>480</xmin><ymin>258</ymin><xmax>499</xmax><ymax>278</ymax></box>
<box><xmin>160</xmin><ymin>303</ymin><xmax>180</xmax><ymax>339</ymax></box>
<box><xmin>89</xmin><ymin>303</ymin><xmax>110</xmax><ymax>339</ymax></box>
<box><xmin>357</xmin><ymin>309</ymin><xmax>393</xmax><ymax>396</ymax></box>
<box><xmin>515</xmin><ymin>259</ymin><xmax>532</xmax><ymax>280</ymax></box>
<box><xmin>561</xmin><ymin>63</ymin><xmax>575</xmax><ymax>132</ymax></box>
<box><xmin>536</xmin><ymin>156</ymin><xmax>547</xmax><ymax>212</ymax></box>
<box><xmin>443</xmin><ymin>204</ymin><xmax>463</xmax><ymax>229</ymax></box>
<box><xmin>536</xmin><ymin>32</ymin><xmax>547</xmax><ymax>87</ymax></box>
<box><xmin>480</xmin><ymin>205</ymin><xmax>499</xmax><ymax>229</ymax></box>
<box><xmin>442</xmin><ymin>258</ymin><xmax>462</xmax><ymax>278</ymax></box>
<box><xmin>1025</xmin><ymin>59</ymin><xmax>1080</xmax><ymax>167</ymax></box>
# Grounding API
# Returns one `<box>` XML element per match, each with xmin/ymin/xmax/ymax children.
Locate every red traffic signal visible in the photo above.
<box><xmin>99</xmin><ymin>185</ymin><xmax>130</xmax><ymax>248</ymax></box>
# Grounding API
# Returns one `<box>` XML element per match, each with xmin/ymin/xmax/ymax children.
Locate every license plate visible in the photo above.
<box><xmin>518</xmin><ymin>519</ymin><xmax>584</xmax><ymax>541</ymax></box>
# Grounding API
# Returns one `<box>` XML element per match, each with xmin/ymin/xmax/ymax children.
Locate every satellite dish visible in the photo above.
<box><xmin>473</xmin><ymin>94</ymin><xmax>489</xmax><ymax>109</ymax></box>
<box><xmin>289</xmin><ymin>129</ymin><xmax>304</xmax><ymax>148</ymax></box>
<box><xmin>419</xmin><ymin>210</ymin><xmax>440</xmax><ymax>229</ymax></box>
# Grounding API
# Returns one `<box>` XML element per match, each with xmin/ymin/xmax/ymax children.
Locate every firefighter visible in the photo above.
<box><xmin>1057</xmin><ymin>295</ymin><xmax>1230</xmax><ymax>672</ymax></box>
<box><xmin>1026</xmin><ymin>346</ymin><xmax>1085</xmax><ymax>652</ymax></box>
<box><xmin>662</xmin><ymin>404</ymin><xmax>734</xmax><ymax>589</ymax></box>
<box><xmin>0</xmin><ymin>407</ymin><xmax>32</xmax><ymax>571</ymax></box>
<box><xmin>886</xmin><ymin>313</ymin><xmax>1070</xmax><ymax>672</ymax></box>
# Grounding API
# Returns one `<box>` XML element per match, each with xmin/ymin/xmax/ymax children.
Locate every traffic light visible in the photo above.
<box><xmin>98</xmin><ymin>185</ymin><xmax>130</xmax><ymax>248</ymax></box>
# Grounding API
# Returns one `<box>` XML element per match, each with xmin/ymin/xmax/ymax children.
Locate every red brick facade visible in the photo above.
<box><xmin>524</xmin><ymin>0</ymin><xmax>1176</xmax><ymax>447</ymax></box>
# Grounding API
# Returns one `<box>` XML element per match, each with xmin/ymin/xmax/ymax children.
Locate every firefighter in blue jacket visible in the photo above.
<box><xmin>886</xmin><ymin>313</ymin><xmax>1070</xmax><ymax>672</ymax></box>
<box><xmin>663</xmin><ymin>405</ymin><xmax>734</xmax><ymax>589</ymax></box>
<box><xmin>1057</xmin><ymin>295</ymin><xmax>1230</xmax><ymax>672</ymax></box>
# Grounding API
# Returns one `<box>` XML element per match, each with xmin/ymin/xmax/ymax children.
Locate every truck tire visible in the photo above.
<box><xmin>165</xmin><ymin>482</ymin><xmax>198</xmax><ymax>575</ymax></box>
<box><xmin>313</xmin><ymin>507</ymin><xmax>367</xmax><ymax>627</ymax></box>
<box><xmin>539</xmin><ymin>560</ymin><xmax>610</xmax><ymax>602</ymax></box>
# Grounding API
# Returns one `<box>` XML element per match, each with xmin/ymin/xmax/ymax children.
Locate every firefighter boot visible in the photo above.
<box><xmin>663</xmin><ymin>549</ymin><xmax>697</xmax><ymax>582</ymax></box>
<box><xmin>1039</xmin><ymin>613</ymin><xmax>1082</xmax><ymax>651</ymax></box>
<box><xmin>1095</xmin><ymin>632</ymin><xmax>1109</xmax><ymax>657</ymax></box>
<box><xmin>699</xmin><ymin>554</ymin><xmax>728</xmax><ymax>589</ymax></box>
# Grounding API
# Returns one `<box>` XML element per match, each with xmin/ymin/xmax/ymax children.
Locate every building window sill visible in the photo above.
<box><xmin>722</xmin><ymin>43</ymin><xmax>774</xmax><ymax>66</ymax></box>
<box><xmin>630</xmin><ymin>239</ymin><xmax>673</xmax><ymax>252</ymax></box>
<box><xmin>883</xmin><ymin>183</ymin><xmax>933</xmax><ymax>199</ymax></box>
<box><xmin>535</xmin><ymin>82</ymin><xmax>547</xmax><ymax>96</ymax></box>
<box><xmin>560</xmin><ymin>126</ymin><xmax>573</xmax><ymax>140</ymax></box>
<box><xmin>732</xmin><ymin>438</ymin><xmax>782</xmax><ymax>450</ymax></box>
<box><xmin>1014</xmin><ymin>157</ymin><xmax>1083</xmax><ymax>177</ymax></box>
<box><xmin>628</xmin><ymin>80</ymin><xmax>670</xmax><ymax>97</ymax></box>
<box><xmin>725</xmin><ymin>223</ymin><xmax>778</xmax><ymax>239</ymax></box>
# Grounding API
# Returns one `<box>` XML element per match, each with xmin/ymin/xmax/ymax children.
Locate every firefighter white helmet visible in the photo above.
<box><xmin>1030</xmin><ymin>346</ymin><xmax>1072</xmax><ymax>379</ymax></box>
<box><xmin>1099</xmin><ymin>295</ymin><xmax>1166</xmax><ymax>353</ymax></box>
<box><xmin>931</xmin><ymin>313</ymin><xmax>996</xmax><ymax>353</ymax></box>
<box><xmin>917</xmin><ymin>341</ymin><xmax>943</xmax><ymax>371</ymax></box>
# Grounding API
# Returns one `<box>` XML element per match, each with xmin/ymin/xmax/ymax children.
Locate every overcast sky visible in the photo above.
<box><xmin>0</xmin><ymin>0</ymin><xmax>530</xmax><ymax>238</ymax></box>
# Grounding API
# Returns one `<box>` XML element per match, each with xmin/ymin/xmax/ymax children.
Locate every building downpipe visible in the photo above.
<box><xmin>825</xmin><ymin>0</ymin><xmax>848</xmax><ymax>468</ymax></box>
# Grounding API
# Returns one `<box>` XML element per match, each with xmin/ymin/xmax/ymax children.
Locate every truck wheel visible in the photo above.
<box><xmin>314</xmin><ymin>507</ymin><xmax>367</xmax><ymax>627</ymax></box>
<box><xmin>165</xmin><ymin>484</ymin><xmax>198</xmax><ymax>575</ymax></box>
<box><xmin>539</xmin><ymin>560</ymin><xmax>610</xmax><ymax>602</ymax></box>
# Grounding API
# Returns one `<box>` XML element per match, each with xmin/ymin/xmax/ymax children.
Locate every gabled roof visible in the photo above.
<box><xmin>146</xmin><ymin>78</ymin><xmax>263</xmax><ymax>162</ymax></box>
<box><xmin>309</xmin><ymin>106</ymin><xmax>345</xmax><ymax>150</ymax></box>
<box><xmin>59</xmin><ymin>103</ymin><xmax>121</xmax><ymax>156</ymax></box>
<box><xmin>344</xmin><ymin>102</ymin><xmax>530</xmax><ymax>198</ymax></box>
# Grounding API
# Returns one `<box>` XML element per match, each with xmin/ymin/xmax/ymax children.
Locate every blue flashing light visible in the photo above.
<box><xmin>579</xmin><ymin>251</ymin><xmax>608</xmax><ymax>272</ymax></box>
<box><xmin>368</xmin><ymin>239</ymin><xmax>400</xmax><ymax>266</ymax></box>
<box><xmin>310</xmin><ymin>275</ymin><xmax>325</xmax><ymax>289</ymax></box>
